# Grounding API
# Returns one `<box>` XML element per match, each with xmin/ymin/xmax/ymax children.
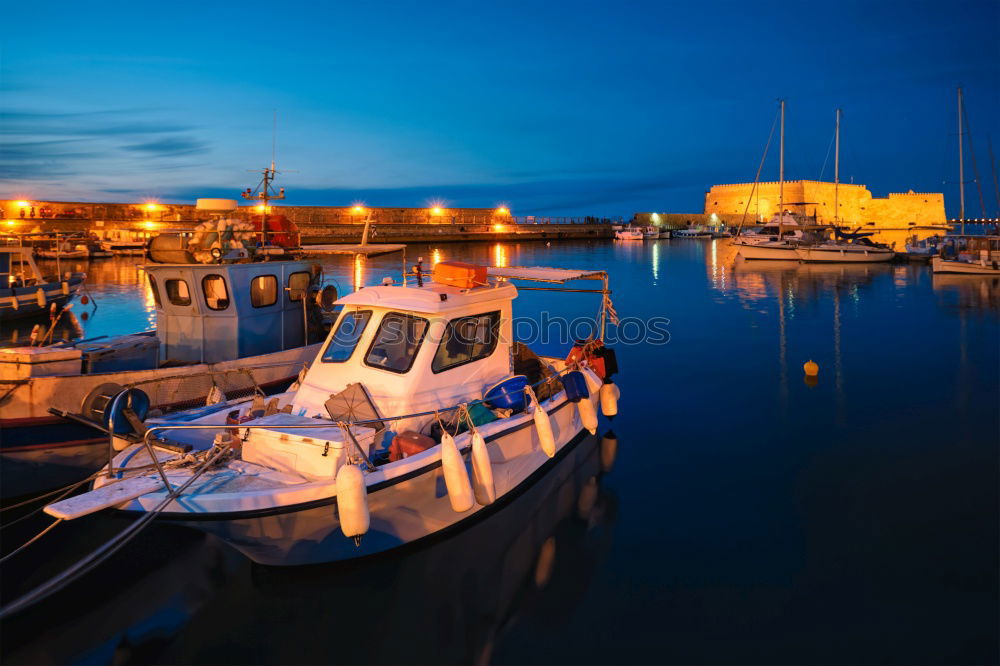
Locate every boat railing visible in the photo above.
<box><xmin>120</xmin><ymin>359</ymin><xmax>310</xmax><ymax>418</ymax></box>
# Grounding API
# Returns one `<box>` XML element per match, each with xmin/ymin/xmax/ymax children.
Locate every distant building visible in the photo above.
<box><xmin>704</xmin><ymin>180</ymin><xmax>946</xmax><ymax>227</ymax></box>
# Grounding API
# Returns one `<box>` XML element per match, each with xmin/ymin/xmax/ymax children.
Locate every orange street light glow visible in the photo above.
<box><xmin>431</xmin><ymin>206</ymin><xmax>443</xmax><ymax>215</ymax></box>
<box><xmin>496</xmin><ymin>206</ymin><xmax>509</xmax><ymax>215</ymax></box>
<box><xmin>145</xmin><ymin>203</ymin><xmax>159</xmax><ymax>212</ymax></box>
<box><xmin>492</xmin><ymin>223</ymin><xmax>505</xmax><ymax>232</ymax></box>
<box><xmin>15</xmin><ymin>201</ymin><xmax>29</xmax><ymax>208</ymax></box>
<box><xmin>352</xmin><ymin>205</ymin><xmax>365</xmax><ymax>213</ymax></box>
<box><xmin>143</xmin><ymin>221</ymin><xmax>158</xmax><ymax>230</ymax></box>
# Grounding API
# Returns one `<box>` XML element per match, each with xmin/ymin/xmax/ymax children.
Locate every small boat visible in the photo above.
<box><xmin>35</xmin><ymin>242</ymin><xmax>90</xmax><ymax>260</ymax></box>
<box><xmin>95</xmin><ymin>229</ymin><xmax>148</xmax><ymax>255</ymax></box>
<box><xmin>795</xmin><ymin>240</ymin><xmax>894</xmax><ymax>263</ymax></box>
<box><xmin>47</xmin><ymin>263</ymin><xmax>624</xmax><ymax>566</ymax></box>
<box><xmin>0</xmin><ymin>247</ymin><xmax>86</xmax><ymax>321</ymax></box>
<box><xmin>614</xmin><ymin>229</ymin><xmax>644</xmax><ymax>240</ymax></box>
<box><xmin>931</xmin><ymin>236</ymin><xmax>1000</xmax><ymax>274</ymax></box>
<box><xmin>658</xmin><ymin>229</ymin><xmax>672</xmax><ymax>239</ymax></box>
<box><xmin>641</xmin><ymin>226</ymin><xmax>660</xmax><ymax>239</ymax></box>
<box><xmin>673</xmin><ymin>226</ymin><xmax>713</xmax><ymax>238</ymax></box>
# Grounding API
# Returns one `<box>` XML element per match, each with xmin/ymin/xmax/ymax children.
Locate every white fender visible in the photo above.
<box><xmin>581</xmin><ymin>365</ymin><xmax>603</xmax><ymax>394</ymax></box>
<box><xmin>470</xmin><ymin>431</ymin><xmax>495</xmax><ymax>505</ymax></box>
<box><xmin>61</xmin><ymin>281</ymin><xmax>69</xmax><ymax>296</ymax></box>
<box><xmin>440</xmin><ymin>432</ymin><xmax>474</xmax><ymax>512</ymax></box>
<box><xmin>336</xmin><ymin>464</ymin><xmax>369</xmax><ymax>543</ymax></box>
<box><xmin>577</xmin><ymin>397</ymin><xmax>598</xmax><ymax>435</ymax></box>
<box><xmin>35</xmin><ymin>288</ymin><xmax>45</xmax><ymax>308</ymax></box>
<box><xmin>600</xmin><ymin>381</ymin><xmax>619</xmax><ymax>417</ymax></box>
<box><xmin>531</xmin><ymin>393</ymin><xmax>556</xmax><ymax>458</ymax></box>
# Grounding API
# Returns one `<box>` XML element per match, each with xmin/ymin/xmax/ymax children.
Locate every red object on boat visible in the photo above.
<box><xmin>432</xmin><ymin>261</ymin><xmax>488</xmax><ymax>289</ymax></box>
<box><xmin>250</xmin><ymin>213</ymin><xmax>300</xmax><ymax>247</ymax></box>
<box><xmin>389</xmin><ymin>430</ymin><xmax>436</xmax><ymax>461</ymax></box>
<box><xmin>566</xmin><ymin>339</ymin><xmax>606</xmax><ymax>379</ymax></box>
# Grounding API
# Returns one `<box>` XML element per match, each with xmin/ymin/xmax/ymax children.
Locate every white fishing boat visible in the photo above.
<box><xmin>0</xmin><ymin>246</ymin><xmax>86</xmax><ymax>321</ymax></box>
<box><xmin>46</xmin><ymin>262</ymin><xmax>624</xmax><ymax>566</ymax></box>
<box><xmin>614</xmin><ymin>229</ymin><xmax>643</xmax><ymax>240</ymax></box>
<box><xmin>641</xmin><ymin>226</ymin><xmax>660</xmax><ymax>239</ymax></box>
<box><xmin>35</xmin><ymin>242</ymin><xmax>90</xmax><ymax>260</ymax></box>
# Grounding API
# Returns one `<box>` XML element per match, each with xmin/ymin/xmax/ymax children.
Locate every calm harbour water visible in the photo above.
<box><xmin>2</xmin><ymin>239</ymin><xmax>998</xmax><ymax>664</ymax></box>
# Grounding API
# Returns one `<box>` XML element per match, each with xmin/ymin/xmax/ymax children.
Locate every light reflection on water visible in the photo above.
<box><xmin>1</xmin><ymin>239</ymin><xmax>997</xmax><ymax>664</ymax></box>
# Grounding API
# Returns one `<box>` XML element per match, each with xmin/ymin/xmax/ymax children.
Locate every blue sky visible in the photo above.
<box><xmin>2</xmin><ymin>0</ymin><xmax>998</xmax><ymax>216</ymax></box>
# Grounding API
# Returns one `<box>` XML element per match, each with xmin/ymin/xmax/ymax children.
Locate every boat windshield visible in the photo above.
<box><xmin>322</xmin><ymin>310</ymin><xmax>372</xmax><ymax>363</ymax></box>
<box><xmin>364</xmin><ymin>312</ymin><xmax>429</xmax><ymax>374</ymax></box>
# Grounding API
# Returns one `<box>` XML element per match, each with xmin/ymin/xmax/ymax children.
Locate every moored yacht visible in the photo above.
<box><xmin>46</xmin><ymin>262</ymin><xmax>624</xmax><ymax>565</ymax></box>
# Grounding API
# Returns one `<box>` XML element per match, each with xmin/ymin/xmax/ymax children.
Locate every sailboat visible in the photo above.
<box><xmin>796</xmin><ymin>109</ymin><xmax>894</xmax><ymax>263</ymax></box>
<box><xmin>932</xmin><ymin>87</ymin><xmax>1000</xmax><ymax>275</ymax></box>
<box><xmin>734</xmin><ymin>100</ymin><xmax>803</xmax><ymax>260</ymax></box>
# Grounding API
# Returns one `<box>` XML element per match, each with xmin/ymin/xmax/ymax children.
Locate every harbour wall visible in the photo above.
<box><xmin>0</xmin><ymin>200</ymin><xmax>616</xmax><ymax>243</ymax></box>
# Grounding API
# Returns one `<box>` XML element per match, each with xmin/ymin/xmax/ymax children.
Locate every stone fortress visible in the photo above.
<box><xmin>704</xmin><ymin>180</ymin><xmax>947</xmax><ymax>228</ymax></box>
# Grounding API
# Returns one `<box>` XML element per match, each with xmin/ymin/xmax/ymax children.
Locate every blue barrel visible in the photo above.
<box><xmin>562</xmin><ymin>371</ymin><xmax>589</xmax><ymax>403</ymax></box>
<box><xmin>484</xmin><ymin>375</ymin><xmax>529</xmax><ymax>413</ymax></box>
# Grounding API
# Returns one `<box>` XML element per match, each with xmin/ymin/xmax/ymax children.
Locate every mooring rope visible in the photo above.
<box><xmin>0</xmin><ymin>444</ymin><xmax>230</xmax><ymax>620</ymax></box>
<box><xmin>0</xmin><ymin>518</ymin><xmax>64</xmax><ymax>564</ymax></box>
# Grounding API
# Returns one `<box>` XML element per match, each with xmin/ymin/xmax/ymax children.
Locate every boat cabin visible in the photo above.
<box><xmin>291</xmin><ymin>272</ymin><xmax>517</xmax><ymax>429</ymax></box>
<box><xmin>145</xmin><ymin>260</ymin><xmax>320</xmax><ymax>364</ymax></box>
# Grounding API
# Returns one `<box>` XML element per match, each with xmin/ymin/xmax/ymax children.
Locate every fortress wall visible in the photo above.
<box><xmin>703</xmin><ymin>180</ymin><xmax>946</xmax><ymax>227</ymax></box>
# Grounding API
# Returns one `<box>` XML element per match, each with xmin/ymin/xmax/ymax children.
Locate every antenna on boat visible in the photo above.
<box><xmin>242</xmin><ymin>111</ymin><xmax>290</xmax><ymax>247</ymax></box>
<box><xmin>958</xmin><ymin>87</ymin><xmax>965</xmax><ymax>234</ymax></box>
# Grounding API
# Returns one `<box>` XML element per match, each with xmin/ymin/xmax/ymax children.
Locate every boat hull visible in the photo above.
<box><xmin>0</xmin><ymin>343</ymin><xmax>320</xmax><ymax>501</ymax></box>
<box><xmin>795</xmin><ymin>246</ymin><xmax>894</xmax><ymax>263</ymax></box>
<box><xmin>931</xmin><ymin>256</ymin><xmax>1000</xmax><ymax>275</ymax></box>
<box><xmin>0</xmin><ymin>275</ymin><xmax>85</xmax><ymax>321</ymax></box>
<box><xmin>734</xmin><ymin>242</ymin><xmax>800</xmax><ymax>260</ymax></box>
<box><xmin>115</xmin><ymin>391</ymin><xmax>597</xmax><ymax>565</ymax></box>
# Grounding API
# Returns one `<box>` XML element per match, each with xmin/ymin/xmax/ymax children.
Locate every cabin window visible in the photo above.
<box><xmin>165</xmin><ymin>279</ymin><xmax>191</xmax><ymax>306</ymax></box>
<box><xmin>322</xmin><ymin>310</ymin><xmax>372</xmax><ymax>363</ymax></box>
<box><xmin>287</xmin><ymin>271</ymin><xmax>311</xmax><ymax>302</ymax></box>
<box><xmin>147</xmin><ymin>274</ymin><xmax>162</xmax><ymax>308</ymax></box>
<box><xmin>202</xmin><ymin>274</ymin><xmax>230</xmax><ymax>310</ymax></box>
<box><xmin>364</xmin><ymin>312</ymin><xmax>429</xmax><ymax>374</ymax></box>
<box><xmin>250</xmin><ymin>275</ymin><xmax>278</xmax><ymax>307</ymax></box>
<box><xmin>432</xmin><ymin>311</ymin><xmax>501</xmax><ymax>373</ymax></box>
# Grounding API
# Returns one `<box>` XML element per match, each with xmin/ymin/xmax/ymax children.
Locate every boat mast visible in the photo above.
<box><xmin>834</xmin><ymin>108</ymin><xmax>840</xmax><ymax>226</ymax></box>
<box><xmin>958</xmin><ymin>87</ymin><xmax>965</xmax><ymax>234</ymax></box>
<box><xmin>988</xmin><ymin>136</ymin><xmax>1000</xmax><ymax>216</ymax></box>
<box><xmin>778</xmin><ymin>99</ymin><xmax>785</xmax><ymax>240</ymax></box>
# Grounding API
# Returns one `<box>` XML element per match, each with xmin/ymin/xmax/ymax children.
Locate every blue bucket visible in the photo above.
<box><xmin>562</xmin><ymin>371</ymin><xmax>589</xmax><ymax>403</ymax></box>
<box><xmin>484</xmin><ymin>375</ymin><xmax>529</xmax><ymax>413</ymax></box>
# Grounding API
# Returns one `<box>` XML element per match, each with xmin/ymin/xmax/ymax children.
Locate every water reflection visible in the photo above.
<box><xmin>2</xmin><ymin>432</ymin><xmax>618</xmax><ymax>664</ymax></box>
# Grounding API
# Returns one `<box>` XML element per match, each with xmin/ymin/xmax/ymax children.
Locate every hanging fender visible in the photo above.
<box><xmin>527</xmin><ymin>386</ymin><xmax>556</xmax><ymax>457</ymax></box>
<box><xmin>470</xmin><ymin>431</ymin><xmax>495</xmax><ymax>506</ymax></box>
<box><xmin>440</xmin><ymin>432</ymin><xmax>474</xmax><ymax>512</ymax></box>
<box><xmin>336</xmin><ymin>464</ymin><xmax>369</xmax><ymax>546</ymax></box>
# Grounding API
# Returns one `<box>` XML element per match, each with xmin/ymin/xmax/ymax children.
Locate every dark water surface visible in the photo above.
<box><xmin>2</xmin><ymin>240</ymin><xmax>998</xmax><ymax>664</ymax></box>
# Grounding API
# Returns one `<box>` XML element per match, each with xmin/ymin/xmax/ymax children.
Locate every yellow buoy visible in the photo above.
<box><xmin>803</xmin><ymin>360</ymin><xmax>819</xmax><ymax>376</ymax></box>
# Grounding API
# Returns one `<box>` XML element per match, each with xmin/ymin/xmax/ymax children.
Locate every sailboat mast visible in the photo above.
<box><xmin>988</xmin><ymin>136</ymin><xmax>1000</xmax><ymax>216</ymax></box>
<box><xmin>958</xmin><ymin>87</ymin><xmax>965</xmax><ymax>234</ymax></box>
<box><xmin>834</xmin><ymin>108</ymin><xmax>840</xmax><ymax>225</ymax></box>
<box><xmin>779</xmin><ymin>99</ymin><xmax>785</xmax><ymax>239</ymax></box>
